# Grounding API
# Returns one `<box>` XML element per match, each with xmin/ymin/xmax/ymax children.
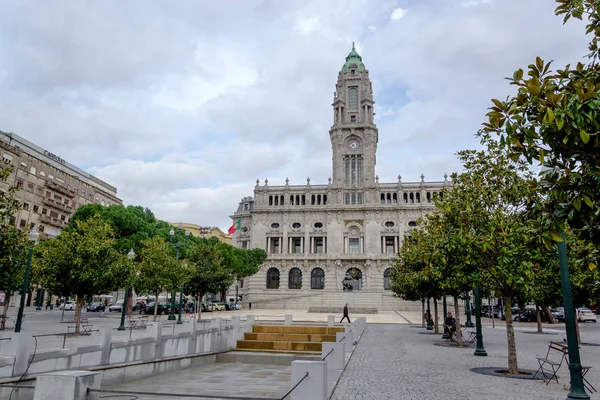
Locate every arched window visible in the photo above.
<box><xmin>280</xmin><ymin>195</ymin><xmax>284</xmax><ymax>205</ymax></box>
<box><xmin>380</xmin><ymin>193</ymin><xmax>385</xmax><ymax>204</ymax></box>
<box><xmin>29</xmin><ymin>166</ymin><xmax>36</xmax><ymax>175</ymax></box>
<box><xmin>274</xmin><ymin>196</ymin><xmax>279</xmax><ymax>206</ymax></box>
<box><xmin>323</xmin><ymin>195</ymin><xmax>327</xmax><ymax>205</ymax></box>
<box><xmin>269</xmin><ymin>196</ymin><xmax>273</xmax><ymax>206</ymax></box>
<box><xmin>296</xmin><ymin>195</ymin><xmax>300</xmax><ymax>205</ymax></box>
<box><xmin>384</xmin><ymin>268</ymin><xmax>392</xmax><ymax>290</ymax></box>
<box><xmin>290</xmin><ymin>195</ymin><xmax>294</xmax><ymax>205</ymax></box>
<box><xmin>311</xmin><ymin>268</ymin><xmax>325</xmax><ymax>289</ymax></box>
<box><xmin>348</xmin><ymin>87</ymin><xmax>358</xmax><ymax>110</ymax></box>
<box><xmin>266</xmin><ymin>268</ymin><xmax>280</xmax><ymax>289</ymax></box>
<box><xmin>311</xmin><ymin>194</ymin><xmax>315</xmax><ymax>205</ymax></box>
<box><xmin>289</xmin><ymin>268</ymin><xmax>302</xmax><ymax>289</ymax></box>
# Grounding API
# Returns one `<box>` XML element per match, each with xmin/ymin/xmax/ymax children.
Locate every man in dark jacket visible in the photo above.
<box><xmin>444</xmin><ymin>312</ymin><xmax>456</xmax><ymax>336</ymax></box>
<box><xmin>340</xmin><ymin>303</ymin><xmax>351</xmax><ymax>323</ymax></box>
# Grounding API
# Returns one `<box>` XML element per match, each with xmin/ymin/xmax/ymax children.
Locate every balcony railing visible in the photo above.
<box><xmin>46</xmin><ymin>181</ymin><xmax>76</xmax><ymax>198</ymax></box>
<box><xmin>39</xmin><ymin>214</ymin><xmax>66</xmax><ymax>228</ymax></box>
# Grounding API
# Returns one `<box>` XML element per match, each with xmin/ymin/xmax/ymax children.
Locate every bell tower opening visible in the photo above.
<box><xmin>330</xmin><ymin>43</ymin><xmax>378</xmax><ymax>190</ymax></box>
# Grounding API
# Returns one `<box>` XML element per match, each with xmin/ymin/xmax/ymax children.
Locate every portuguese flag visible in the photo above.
<box><xmin>228</xmin><ymin>218</ymin><xmax>241</xmax><ymax>235</ymax></box>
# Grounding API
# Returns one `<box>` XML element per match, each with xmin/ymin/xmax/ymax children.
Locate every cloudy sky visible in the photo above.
<box><xmin>0</xmin><ymin>0</ymin><xmax>590</xmax><ymax>232</ymax></box>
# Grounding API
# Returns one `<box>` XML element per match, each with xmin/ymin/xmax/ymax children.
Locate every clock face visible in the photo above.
<box><xmin>347</xmin><ymin>139</ymin><xmax>360</xmax><ymax>150</ymax></box>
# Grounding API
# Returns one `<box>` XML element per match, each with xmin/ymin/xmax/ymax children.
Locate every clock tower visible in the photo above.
<box><xmin>330</xmin><ymin>43</ymin><xmax>378</xmax><ymax>196</ymax></box>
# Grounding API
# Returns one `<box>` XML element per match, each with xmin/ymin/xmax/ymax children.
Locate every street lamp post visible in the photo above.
<box><xmin>15</xmin><ymin>227</ymin><xmax>39</xmax><ymax>333</ymax></box>
<box><xmin>426</xmin><ymin>297</ymin><xmax>433</xmax><ymax>330</ymax></box>
<box><xmin>473</xmin><ymin>286</ymin><xmax>487</xmax><ymax>356</ymax></box>
<box><xmin>557</xmin><ymin>237</ymin><xmax>590</xmax><ymax>400</ymax></box>
<box><xmin>118</xmin><ymin>249</ymin><xmax>136</xmax><ymax>331</ymax></box>
<box><xmin>169</xmin><ymin>223</ymin><xmax>189</xmax><ymax>322</ymax></box>
<box><xmin>35</xmin><ymin>287</ymin><xmax>43</xmax><ymax>310</ymax></box>
<box><xmin>465</xmin><ymin>296</ymin><xmax>474</xmax><ymax>327</ymax></box>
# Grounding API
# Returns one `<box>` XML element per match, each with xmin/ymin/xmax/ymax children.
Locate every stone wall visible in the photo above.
<box><xmin>0</xmin><ymin>316</ymin><xmax>252</xmax><ymax>381</ymax></box>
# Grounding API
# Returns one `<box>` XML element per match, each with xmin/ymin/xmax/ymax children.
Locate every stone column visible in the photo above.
<box><xmin>290</xmin><ymin>361</ymin><xmax>327</xmax><ymax>400</ymax></box>
<box><xmin>33</xmin><ymin>371</ymin><xmax>102</xmax><ymax>400</ymax></box>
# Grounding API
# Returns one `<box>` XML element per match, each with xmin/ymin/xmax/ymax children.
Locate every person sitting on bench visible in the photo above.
<box><xmin>444</xmin><ymin>312</ymin><xmax>456</xmax><ymax>336</ymax></box>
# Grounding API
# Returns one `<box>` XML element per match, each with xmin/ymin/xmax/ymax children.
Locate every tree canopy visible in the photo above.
<box><xmin>0</xmin><ymin>166</ymin><xmax>29</xmax><ymax>315</ymax></box>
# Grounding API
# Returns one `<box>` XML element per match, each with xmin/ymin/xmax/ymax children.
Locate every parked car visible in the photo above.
<box><xmin>87</xmin><ymin>301</ymin><xmax>106</xmax><ymax>312</ymax></box>
<box><xmin>577</xmin><ymin>308</ymin><xmax>597</xmax><ymax>323</ymax></box>
<box><xmin>108</xmin><ymin>299</ymin><xmax>124</xmax><ymax>312</ymax></box>
<box><xmin>139</xmin><ymin>302</ymin><xmax>171</xmax><ymax>315</ymax></box>
<box><xmin>60</xmin><ymin>301</ymin><xmax>76</xmax><ymax>310</ymax></box>
<box><xmin>515</xmin><ymin>309</ymin><xmax>547</xmax><ymax>323</ymax></box>
<box><xmin>133</xmin><ymin>301</ymin><xmax>146</xmax><ymax>312</ymax></box>
<box><xmin>551</xmin><ymin>307</ymin><xmax>565</xmax><ymax>322</ymax></box>
<box><xmin>211</xmin><ymin>302</ymin><xmax>226</xmax><ymax>311</ymax></box>
<box><xmin>201</xmin><ymin>302</ymin><xmax>213</xmax><ymax>312</ymax></box>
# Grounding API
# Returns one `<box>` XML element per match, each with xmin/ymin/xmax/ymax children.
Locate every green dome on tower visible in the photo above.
<box><xmin>341</xmin><ymin>42</ymin><xmax>366</xmax><ymax>72</ymax></box>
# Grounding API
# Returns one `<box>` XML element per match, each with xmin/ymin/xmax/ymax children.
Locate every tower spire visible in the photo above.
<box><xmin>352</xmin><ymin>41</ymin><xmax>355</xmax><ymax>51</ymax></box>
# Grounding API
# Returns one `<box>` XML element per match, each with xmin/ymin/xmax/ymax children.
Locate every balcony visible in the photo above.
<box><xmin>39</xmin><ymin>214</ymin><xmax>66</xmax><ymax>228</ymax></box>
<box><xmin>42</xmin><ymin>197</ymin><xmax>73</xmax><ymax>214</ymax></box>
<box><xmin>46</xmin><ymin>181</ymin><xmax>76</xmax><ymax>198</ymax></box>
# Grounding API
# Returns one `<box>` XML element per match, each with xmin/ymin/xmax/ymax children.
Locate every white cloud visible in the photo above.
<box><xmin>295</xmin><ymin>16</ymin><xmax>321</xmax><ymax>34</ymax></box>
<box><xmin>0</xmin><ymin>0</ymin><xmax>591</xmax><ymax>232</ymax></box>
<box><xmin>390</xmin><ymin>7</ymin><xmax>407</xmax><ymax>21</ymax></box>
<box><xmin>461</xmin><ymin>0</ymin><xmax>492</xmax><ymax>8</ymax></box>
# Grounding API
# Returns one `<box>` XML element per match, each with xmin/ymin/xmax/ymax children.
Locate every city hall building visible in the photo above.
<box><xmin>230</xmin><ymin>46</ymin><xmax>447</xmax><ymax>311</ymax></box>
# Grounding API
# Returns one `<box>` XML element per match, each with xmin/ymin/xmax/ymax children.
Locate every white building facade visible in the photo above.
<box><xmin>230</xmin><ymin>46</ymin><xmax>448</xmax><ymax>311</ymax></box>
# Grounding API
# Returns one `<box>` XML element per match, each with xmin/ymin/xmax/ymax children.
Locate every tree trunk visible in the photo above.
<box><xmin>575</xmin><ymin>308</ymin><xmax>581</xmax><ymax>344</ymax></box>
<box><xmin>542</xmin><ymin>305</ymin><xmax>555</xmax><ymax>324</ymax></box>
<box><xmin>421</xmin><ymin>300</ymin><xmax>425</xmax><ymax>327</ymax></box>
<box><xmin>433</xmin><ymin>298</ymin><xmax>439</xmax><ymax>334</ymax></box>
<box><xmin>153</xmin><ymin>291</ymin><xmax>159</xmax><ymax>322</ymax></box>
<box><xmin>74</xmin><ymin>295</ymin><xmax>84</xmax><ymax>335</ymax></box>
<box><xmin>197</xmin><ymin>293</ymin><xmax>203</xmax><ymax>321</ymax></box>
<box><xmin>126</xmin><ymin>290</ymin><xmax>133</xmax><ymax>316</ymax></box>
<box><xmin>2</xmin><ymin>293</ymin><xmax>10</xmax><ymax>317</ymax></box>
<box><xmin>453</xmin><ymin>296</ymin><xmax>462</xmax><ymax>346</ymax></box>
<box><xmin>504</xmin><ymin>296</ymin><xmax>519</xmax><ymax>375</ymax></box>
<box><xmin>536</xmin><ymin>304</ymin><xmax>543</xmax><ymax>333</ymax></box>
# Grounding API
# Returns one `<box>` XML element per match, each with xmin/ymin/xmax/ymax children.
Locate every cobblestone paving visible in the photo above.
<box><xmin>331</xmin><ymin>324</ymin><xmax>600</xmax><ymax>400</ymax></box>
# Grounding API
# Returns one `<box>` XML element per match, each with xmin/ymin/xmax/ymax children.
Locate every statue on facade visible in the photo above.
<box><xmin>342</xmin><ymin>271</ymin><xmax>354</xmax><ymax>291</ymax></box>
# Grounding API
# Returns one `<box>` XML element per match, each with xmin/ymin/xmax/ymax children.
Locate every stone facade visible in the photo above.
<box><xmin>0</xmin><ymin>130</ymin><xmax>122</xmax><ymax>239</ymax></box>
<box><xmin>230</xmin><ymin>45</ymin><xmax>448</xmax><ymax>311</ymax></box>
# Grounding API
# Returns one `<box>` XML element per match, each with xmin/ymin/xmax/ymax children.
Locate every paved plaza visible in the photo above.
<box><xmin>2</xmin><ymin>306</ymin><xmax>599</xmax><ymax>399</ymax></box>
<box><xmin>331</xmin><ymin>324</ymin><xmax>600</xmax><ymax>400</ymax></box>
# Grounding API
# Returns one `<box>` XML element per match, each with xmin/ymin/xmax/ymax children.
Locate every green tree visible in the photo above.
<box><xmin>435</xmin><ymin>134</ymin><xmax>539</xmax><ymax>374</ymax></box>
<box><xmin>133</xmin><ymin>236</ymin><xmax>188</xmax><ymax>321</ymax></box>
<box><xmin>482</xmin><ymin>0</ymin><xmax>600</xmax><ymax>249</ymax></box>
<box><xmin>33</xmin><ymin>214</ymin><xmax>130</xmax><ymax>332</ymax></box>
<box><xmin>0</xmin><ymin>167</ymin><xmax>28</xmax><ymax>316</ymax></box>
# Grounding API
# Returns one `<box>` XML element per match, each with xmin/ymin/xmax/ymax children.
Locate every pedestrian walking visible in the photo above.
<box><xmin>340</xmin><ymin>303</ymin><xmax>351</xmax><ymax>323</ymax></box>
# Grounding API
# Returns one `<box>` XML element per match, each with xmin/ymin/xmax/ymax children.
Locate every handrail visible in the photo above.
<box><xmin>88</xmin><ymin>388</ymin><xmax>281</xmax><ymax>399</ymax></box>
<box><xmin>279</xmin><ymin>371</ymin><xmax>309</xmax><ymax>400</ymax></box>
<box><xmin>338</xmin><ymin>336</ymin><xmax>345</xmax><ymax>342</ymax></box>
<box><xmin>321</xmin><ymin>348</ymin><xmax>334</xmax><ymax>361</ymax></box>
<box><xmin>0</xmin><ymin>384</ymin><xmax>35</xmax><ymax>389</ymax></box>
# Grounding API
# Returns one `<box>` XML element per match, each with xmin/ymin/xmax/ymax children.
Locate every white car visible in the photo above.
<box><xmin>60</xmin><ymin>301</ymin><xmax>76</xmax><ymax>310</ymax></box>
<box><xmin>577</xmin><ymin>308</ymin><xmax>597</xmax><ymax>323</ymax></box>
<box><xmin>109</xmin><ymin>299</ymin><xmax>124</xmax><ymax>312</ymax></box>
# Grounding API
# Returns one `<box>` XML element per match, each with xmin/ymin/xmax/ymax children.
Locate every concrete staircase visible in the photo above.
<box><xmin>234</xmin><ymin>325</ymin><xmax>344</xmax><ymax>355</ymax></box>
